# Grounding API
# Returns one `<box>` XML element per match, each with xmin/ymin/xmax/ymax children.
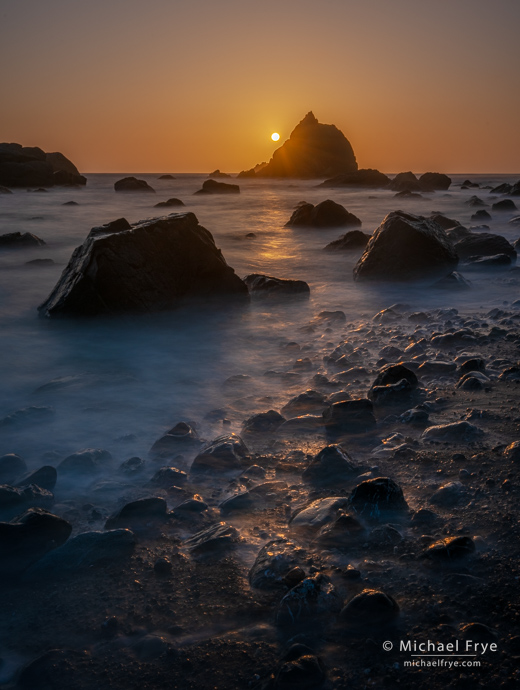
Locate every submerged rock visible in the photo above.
<box><xmin>249</xmin><ymin>538</ymin><xmax>306</xmax><ymax>590</ymax></box>
<box><xmin>58</xmin><ymin>448</ymin><xmax>112</xmax><ymax>476</ymax></box>
<box><xmin>454</xmin><ymin>232</ymin><xmax>516</xmax><ymax>260</ymax></box>
<box><xmin>184</xmin><ymin>522</ymin><xmax>239</xmax><ymax>554</ymax></box>
<box><xmin>241</xmin><ymin>112</ymin><xmax>357</xmax><ymax>178</ymax></box>
<box><xmin>105</xmin><ymin>497</ymin><xmax>167</xmax><ymax>530</ymax></box>
<box><xmin>354</xmin><ymin>211</ymin><xmax>458</xmax><ymax>283</ymax></box>
<box><xmin>285</xmin><ymin>200</ymin><xmax>361</xmax><ymax>228</ymax></box>
<box><xmin>24</xmin><ymin>529</ymin><xmax>136</xmax><ymax>579</ymax></box>
<box><xmin>244</xmin><ymin>274</ymin><xmax>310</xmax><ymax>298</ymax></box>
<box><xmin>16</xmin><ymin>466</ymin><xmax>57</xmax><ymax>492</ymax></box>
<box><xmin>0</xmin><ymin>232</ymin><xmax>45</xmax><ymax>249</ymax></box>
<box><xmin>154</xmin><ymin>197</ymin><xmax>184</xmax><ymax>207</ymax></box>
<box><xmin>302</xmin><ymin>444</ymin><xmax>358</xmax><ymax>485</ymax></box>
<box><xmin>322</xmin><ymin>399</ymin><xmax>376</xmax><ymax>433</ymax></box>
<box><xmin>350</xmin><ymin>477</ymin><xmax>408</xmax><ymax>518</ymax></box>
<box><xmin>422</xmin><ymin>421</ymin><xmax>484</xmax><ymax>443</ymax></box>
<box><xmin>276</xmin><ymin>574</ymin><xmax>341</xmax><ymax>626</ymax></box>
<box><xmin>433</xmin><ymin>271</ymin><xmax>471</xmax><ymax>290</ymax></box>
<box><xmin>38</xmin><ymin>213</ymin><xmax>248</xmax><ymax>317</ymax></box>
<box><xmin>324</xmin><ymin>230</ymin><xmax>371</xmax><ymax>251</ymax></box>
<box><xmin>114</xmin><ymin>176</ymin><xmax>155</xmax><ymax>192</ymax></box>
<box><xmin>0</xmin><ymin>508</ymin><xmax>72</xmax><ymax>577</ymax></box>
<box><xmin>150</xmin><ymin>422</ymin><xmax>201</xmax><ymax>458</ymax></box>
<box><xmin>190</xmin><ymin>434</ymin><xmax>249</xmax><ymax>474</ymax></box>
<box><xmin>340</xmin><ymin>589</ymin><xmax>399</xmax><ymax>627</ymax></box>
<box><xmin>194</xmin><ymin>179</ymin><xmax>239</xmax><ymax>194</ymax></box>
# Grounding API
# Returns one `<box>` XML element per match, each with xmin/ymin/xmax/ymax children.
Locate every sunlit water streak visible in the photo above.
<box><xmin>0</xmin><ymin>173</ymin><xmax>518</xmax><ymax>468</ymax></box>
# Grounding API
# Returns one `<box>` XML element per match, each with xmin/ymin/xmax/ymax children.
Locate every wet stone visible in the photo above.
<box><xmin>411</xmin><ymin>508</ymin><xmax>442</xmax><ymax>529</ymax></box>
<box><xmin>0</xmin><ymin>484</ymin><xmax>54</xmax><ymax>515</ymax></box>
<box><xmin>15</xmin><ymin>465</ymin><xmax>57</xmax><ymax>492</ymax></box>
<box><xmin>173</xmin><ymin>495</ymin><xmax>208</xmax><ymax>515</ymax></box>
<box><xmin>350</xmin><ymin>477</ymin><xmax>408</xmax><ymax>519</ymax></box>
<box><xmin>154</xmin><ymin>557</ymin><xmax>173</xmax><ymax>576</ymax></box>
<box><xmin>249</xmin><ymin>538</ymin><xmax>306</xmax><ymax>590</ymax></box>
<box><xmin>340</xmin><ymin>588</ymin><xmax>399</xmax><ymax>628</ymax></box>
<box><xmin>429</xmin><ymin>481</ymin><xmax>469</xmax><ymax>507</ymax></box>
<box><xmin>274</xmin><ymin>653</ymin><xmax>327</xmax><ymax>689</ymax></box>
<box><xmin>281</xmin><ymin>390</ymin><xmax>328</xmax><ymax>416</ymax></box>
<box><xmin>150</xmin><ymin>466</ymin><xmax>187</xmax><ymax>488</ymax></box>
<box><xmin>276</xmin><ymin>574</ymin><xmax>341</xmax><ymax>627</ymax></box>
<box><xmin>399</xmin><ymin>407</ymin><xmax>430</xmax><ymax>425</ymax></box>
<box><xmin>504</xmin><ymin>441</ymin><xmax>520</xmax><ymax>462</ymax></box>
<box><xmin>58</xmin><ymin>448</ymin><xmax>112</xmax><ymax>477</ymax></box>
<box><xmin>316</xmin><ymin>512</ymin><xmax>366</xmax><ymax>548</ymax></box>
<box><xmin>219</xmin><ymin>491</ymin><xmax>254</xmax><ymax>515</ymax></box>
<box><xmin>369</xmin><ymin>378</ymin><xmax>414</xmax><ymax>406</ymax></box>
<box><xmin>105</xmin><ymin>497</ymin><xmax>167</xmax><ymax>530</ymax></box>
<box><xmin>289</xmin><ymin>496</ymin><xmax>351</xmax><ymax>533</ymax></box>
<box><xmin>119</xmin><ymin>456</ymin><xmax>146</xmax><ymax>475</ymax></box>
<box><xmin>368</xmin><ymin>524</ymin><xmax>403</xmax><ymax>547</ymax></box>
<box><xmin>184</xmin><ymin>522</ymin><xmax>239</xmax><ymax>555</ymax></box>
<box><xmin>23</xmin><ymin>529</ymin><xmax>136</xmax><ymax>580</ymax></box>
<box><xmin>422</xmin><ymin>421</ymin><xmax>484</xmax><ymax>443</ymax></box>
<box><xmin>242</xmin><ymin>410</ymin><xmax>286</xmax><ymax>434</ymax></box>
<box><xmin>302</xmin><ymin>444</ymin><xmax>358</xmax><ymax>486</ymax></box>
<box><xmin>190</xmin><ymin>434</ymin><xmax>249</xmax><ymax>475</ymax></box>
<box><xmin>423</xmin><ymin>536</ymin><xmax>475</xmax><ymax>561</ymax></box>
<box><xmin>322</xmin><ymin>399</ymin><xmax>376</xmax><ymax>433</ymax></box>
<box><xmin>149</xmin><ymin>422</ymin><xmax>200</xmax><ymax>458</ymax></box>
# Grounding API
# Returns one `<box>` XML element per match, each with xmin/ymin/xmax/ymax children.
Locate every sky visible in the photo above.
<box><xmin>1</xmin><ymin>0</ymin><xmax>519</xmax><ymax>174</ymax></box>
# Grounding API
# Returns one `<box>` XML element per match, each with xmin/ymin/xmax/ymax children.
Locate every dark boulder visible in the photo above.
<box><xmin>285</xmin><ymin>200</ymin><xmax>361</xmax><ymax>228</ymax></box>
<box><xmin>190</xmin><ymin>434</ymin><xmax>249</xmax><ymax>475</ymax></box>
<box><xmin>418</xmin><ymin>172</ymin><xmax>451</xmax><ymax>191</ymax></box>
<box><xmin>466</xmin><ymin>195</ymin><xmax>487</xmax><ymax>207</ymax></box>
<box><xmin>150</xmin><ymin>421</ymin><xmax>201</xmax><ymax>458</ymax></box>
<box><xmin>423</xmin><ymin>536</ymin><xmax>475</xmax><ymax>561</ymax></box>
<box><xmin>244</xmin><ymin>273</ymin><xmax>310</xmax><ymax>298</ymax></box>
<box><xmin>320</xmin><ymin>168</ymin><xmax>391</xmax><ymax>188</ymax></box>
<box><xmin>324</xmin><ymin>230</ymin><xmax>371</xmax><ymax>251</ymax></box>
<box><xmin>471</xmin><ymin>209</ymin><xmax>492</xmax><ymax>222</ymax></box>
<box><xmin>45</xmin><ymin>152</ymin><xmax>82</xmax><ymax>177</ymax></box>
<box><xmin>0</xmin><ymin>508</ymin><xmax>72</xmax><ymax>577</ymax></box>
<box><xmin>158</xmin><ymin>174</ymin><xmax>175</xmax><ymax>179</ymax></box>
<box><xmin>322</xmin><ymin>399</ymin><xmax>376</xmax><ymax>433</ymax></box>
<box><xmin>154</xmin><ymin>197</ymin><xmax>184</xmax><ymax>207</ymax></box>
<box><xmin>350</xmin><ymin>477</ymin><xmax>408</xmax><ymax>517</ymax></box>
<box><xmin>16</xmin><ymin>466</ymin><xmax>57</xmax><ymax>492</ymax></box>
<box><xmin>353</xmin><ymin>211</ymin><xmax>458</xmax><ymax>283</ymax></box>
<box><xmin>194</xmin><ymin>179</ymin><xmax>239</xmax><ymax>194</ymax></box>
<box><xmin>302</xmin><ymin>444</ymin><xmax>358</xmax><ymax>485</ymax></box>
<box><xmin>340</xmin><ymin>589</ymin><xmax>399</xmax><ymax>628</ymax></box>
<box><xmin>242</xmin><ymin>112</ymin><xmax>357</xmax><ymax>179</ymax></box>
<box><xmin>105</xmin><ymin>497</ymin><xmax>167</xmax><ymax>530</ymax></box>
<box><xmin>370</xmin><ymin>363</ymin><xmax>418</xmax><ymax>390</ymax></box>
<box><xmin>0</xmin><ymin>232</ymin><xmax>45</xmax><ymax>249</ymax></box>
<box><xmin>454</xmin><ymin>232</ymin><xmax>516</xmax><ymax>260</ymax></box>
<box><xmin>430</xmin><ymin>213</ymin><xmax>461</xmax><ymax>230</ymax></box>
<box><xmin>276</xmin><ymin>574</ymin><xmax>341</xmax><ymax>627</ymax></box>
<box><xmin>0</xmin><ymin>484</ymin><xmax>54</xmax><ymax>515</ymax></box>
<box><xmin>114</xmin><ymin>176</ymin><xmax>155</xmax><ymax>192</ymax></box>
<box><xmin>58</xmin><ymin>448</ymin><xmax>112</xmax><ymax>476</ymax></box>
<box><xmin>492</xmin><ymin>199</ymin><xmax>517</xmax><ymax>212</ymax></box>
<box><xmin>467</xmin><ymin>253</ymin><xmax>512</xmax><ymax>266</ymax></box>
<box><xmin>24</xmin><ymin>529</ymin><xmax>136</xmax><ymax>579</ymax></box>
<box><xmin>184</xmin><ymin>522</ymin><xmax>239</xmax><ymax>555</ymax></box>
<box><xmin>388</xmin><ymin>172</ymin><xmax>422</xmax><ymax>192</ymax></box>
<box><xmin>149</xmin><ymin>466</ymin><xmax>187</xmax><ymax>488</ymax></box>
<box><xmin>433</xmin><ymin>271</ymin><xmax>471</xmax><ymax>290</ymax></box>
<box><xmin>242</xmin><ymin>410</ymin><xmax>286</xmax><ymax>434</ymax></box>
<box><xmin>249</xmin><ymin>538</ymin><xmax>306</xmax><ymax>590</ymax></box>
<box><xmin>38</xmin><ymin>213</ymin><xmax>249</xmax><ymax>317</ymax></box>
<box><xmin>53</xmin><ymin>170</ymin><xmax>87</xmax><ymax>186</ymax></box>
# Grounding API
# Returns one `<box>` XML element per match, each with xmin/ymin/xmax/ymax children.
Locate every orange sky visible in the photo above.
<box><xmin>1</xmin><ymin>0</ymin><xmax>519</xmax><ymax>173</ymax></box>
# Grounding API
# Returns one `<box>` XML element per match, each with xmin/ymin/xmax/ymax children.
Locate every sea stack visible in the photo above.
<box><xmin>238</xmin><ymin>112</ymin><xmax>357</xmax><ymax>179</ymax></box>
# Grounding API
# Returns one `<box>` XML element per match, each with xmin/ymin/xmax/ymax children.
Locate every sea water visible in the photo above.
<box><xmin>0</xmin><ymin>173</ymin><xmax>518</xmax><ymax>468</ymax></box>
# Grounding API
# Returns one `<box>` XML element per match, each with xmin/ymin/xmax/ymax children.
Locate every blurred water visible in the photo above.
<box><xmin>0</xmin><ymin>173</ymin><xmax>518</xmax><ymax>466</ymax></box>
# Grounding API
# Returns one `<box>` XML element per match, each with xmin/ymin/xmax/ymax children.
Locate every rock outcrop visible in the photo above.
<box><xmin>0</xmin><ymin>143</ymin><xmax>86</xmax><ymax>187</ymax></box>
<box><xmin>239</xmin><ymin>112</ymin><xmax>357</xmax><ymax>179</ymax></box>
<box><xmin>285</xmin><ymin>200</ymin><xmax>361</xmax><ymax>228</ymax></box>
<box><xmin>38</xmin><ymin>213</ymin><xmax>249</xmax><ymax>317</ymax></box>
<box><xmin>354</xmin><ymin>211</ymin><xmax>458</xmax><ymax>283</ymax></box>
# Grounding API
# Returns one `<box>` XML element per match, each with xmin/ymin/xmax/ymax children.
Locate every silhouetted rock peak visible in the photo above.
<box><xmin>239</xmin><ymin>113</ymin><xmax>358</xmax><ymax>179</ymax></box>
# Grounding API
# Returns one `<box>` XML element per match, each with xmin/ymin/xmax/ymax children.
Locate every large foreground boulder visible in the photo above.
<box><xmin>38</xmin><ymin>213</ymin><xmax>249</xmax><ymax>317</ymax></box>
<box><xmin>239</xmin><ymin>112</ymin><xmax>357</xmax><ymax>179</ymax></box>
<box><xmin>354</xmin><ymin>211</ymin><xmax>458</xmax><ymax>283</ymax></box>
<box><xmin>285</xmin><ymin>200</ymin><xmax>361</xmax><ymax>228</ymax></box>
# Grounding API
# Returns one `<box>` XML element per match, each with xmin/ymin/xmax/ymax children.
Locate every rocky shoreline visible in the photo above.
<box><xmin>1</xmin><ymin>299</ymin><xmax>520</xmax><ymax>689</ymax></box>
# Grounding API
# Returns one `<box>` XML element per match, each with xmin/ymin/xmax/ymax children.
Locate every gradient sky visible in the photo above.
<box><xmin>1</xmin><ymin>0</ymin><xmax>519</xmax><ymax>173</ymax></box>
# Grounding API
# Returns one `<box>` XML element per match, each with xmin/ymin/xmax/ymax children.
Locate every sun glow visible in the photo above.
<box><xmin>271</xmin><ymin>132</ymin><xmax>280</xmax><ymax>141</ymax></box>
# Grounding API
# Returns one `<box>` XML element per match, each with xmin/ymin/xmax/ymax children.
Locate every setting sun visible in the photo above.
<box><xmin>271</xmin><ymin>132</ymin><xmax>280</xmax><ymax>141</ymax></box>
